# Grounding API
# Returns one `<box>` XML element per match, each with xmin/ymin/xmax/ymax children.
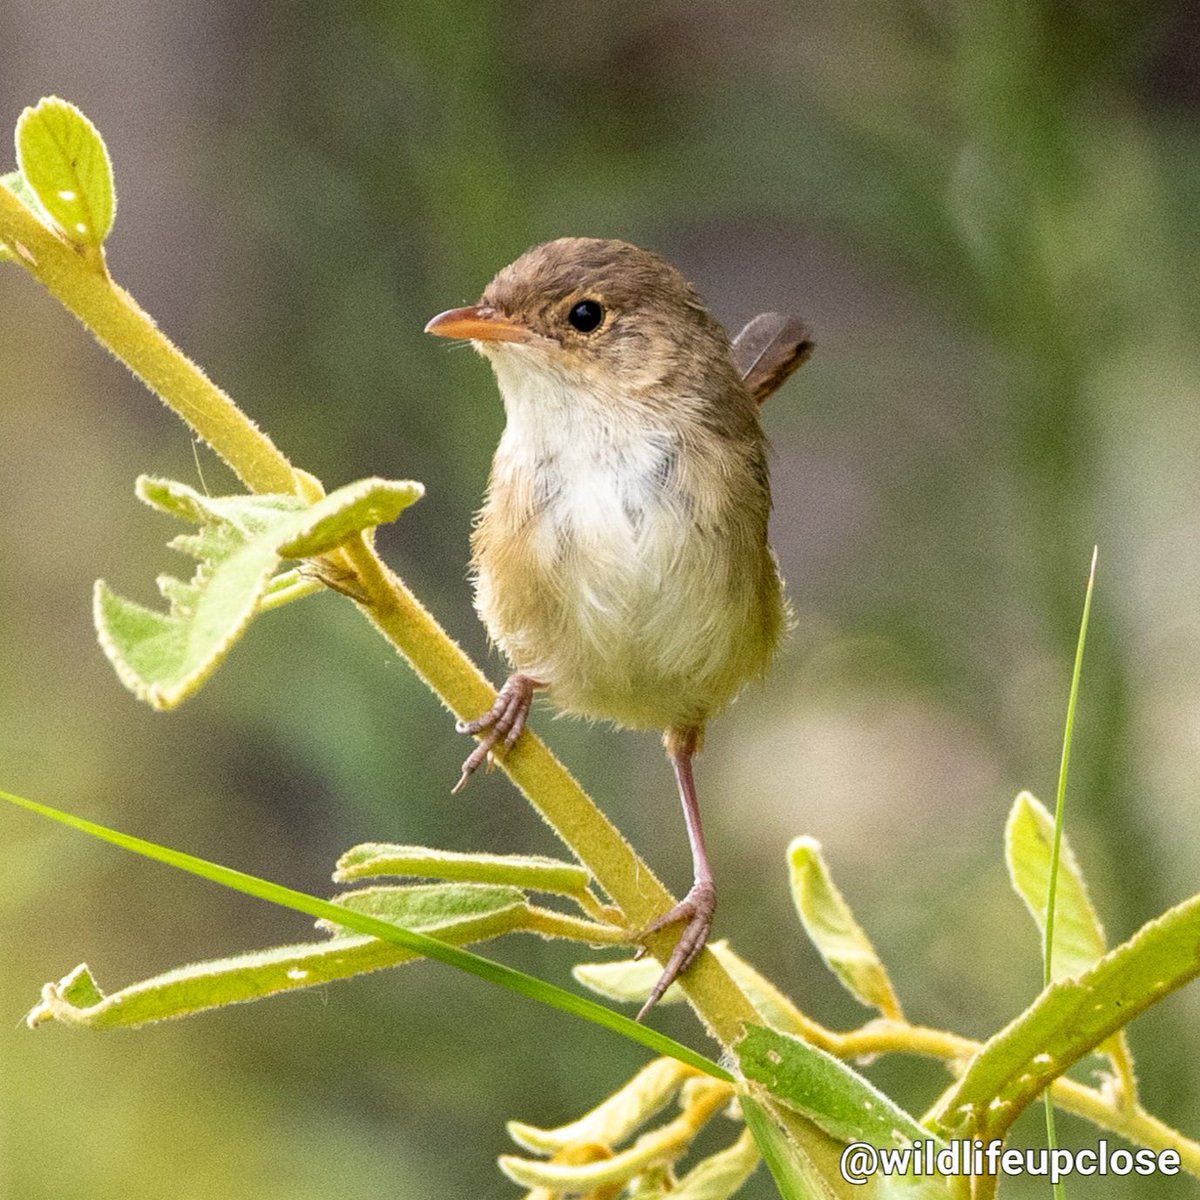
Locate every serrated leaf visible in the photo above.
<box><xmin>736</xmin><ymin>1025</ymin><xmax>934</xmax><ymax>1150</ymax></box>
<box><xmin>788</xmin><ymin>837</ymin><xmax>903</xmax><ymax>1019</ymax></box>
<box><xmin>276</xmin><ymin>477</ymin><xmax>424</xmax><ymax>557</ymax></box>
<box><xmin>334</xmin><ymin>843</ymin><xmax>591</xmax><ymax>896</ymax></box>
<box><xmin>137</xmin><ymin>475</ymin><xmax>302</xmax><ymax>528</ymax></box>
<box><xmin>1005</xmin><ymin>791</ymin><xmax>1106</xmax><ymax>979</ymax></box>
<box><xmin>928</xmin><ymin>888</ymin><xmax>1200</xmax><ymax>1142</ymax></box>
<box><xmin>97</xmin><ymin>474</ymin><xmax>423</xmax><ymax>709</ymax></box>
<box><xmin>94</xmin><ymin>538</ymin><xmax>281</xmax><ymax>710</ymax></box>
<box><xmin>15</xmin><ymin>97</ymin><xmax>115</xmax><ymax>251</ymax></box>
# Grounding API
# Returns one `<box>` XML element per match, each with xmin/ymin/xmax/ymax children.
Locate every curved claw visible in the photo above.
<box><xmin>635</xmin><ymin>880</ymin><xmax>716</xmax><ymax>1021</ymax></box>
<box><xmin>451</xmin><ymin>674</ymin><xmax>540</xmax><ymax>793</ymax></box>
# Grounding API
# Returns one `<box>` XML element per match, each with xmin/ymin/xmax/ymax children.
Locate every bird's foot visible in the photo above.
<box><xmin>452</xmin><ymin>673</ymin><xmax>539</xmax><ymax>794</ymax></box>
<box><xmin>634</xmin><ymin>880</ymin><xmax>716</xmax><ymax>1021</ymax></box>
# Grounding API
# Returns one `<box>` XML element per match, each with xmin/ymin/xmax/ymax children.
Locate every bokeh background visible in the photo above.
<box><xmin>3</xmin><ymin>2</ymin><xmax>1199</xmax><ymax>1196</ymax></box>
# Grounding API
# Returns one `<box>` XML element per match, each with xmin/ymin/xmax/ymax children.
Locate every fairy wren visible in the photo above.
<box><xmin>425</xmin><ymin>237</ymin><xmax>810</xmax><ymax>1017</ymax></box>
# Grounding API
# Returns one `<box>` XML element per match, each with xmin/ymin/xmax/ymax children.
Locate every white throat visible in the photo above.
<box><xmin>484</xmin><ymin>345</ymin><xmax>679</xmax><ymax>544</ymax></box>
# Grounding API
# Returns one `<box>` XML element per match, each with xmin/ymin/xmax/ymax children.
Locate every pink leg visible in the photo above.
<box><xmin>452</xmin><ymin>674</ymin><xmax>541</xmax><ymax>794</ymax></box>
<box><xmin>637</xmin><ymin>727</ymin><xmax>716</xmax><ymax>1020</ymax></box>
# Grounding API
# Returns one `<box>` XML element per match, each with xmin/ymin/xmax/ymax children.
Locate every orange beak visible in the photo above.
<box><xmin>424</xmin><ymin>305</ymin><xmax>535</xmax><ymax>344</ymax></box>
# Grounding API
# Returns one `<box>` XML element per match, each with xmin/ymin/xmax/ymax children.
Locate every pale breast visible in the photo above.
<box><xmin>472</xmin><ymin>414</ymin><xmax>785</xmax><ymax>732</ymax></box>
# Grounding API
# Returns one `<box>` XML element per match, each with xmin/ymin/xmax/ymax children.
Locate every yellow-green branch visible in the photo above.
<box><xmin>5</xmin><ymin>176</ymin><xmax>1198</xmax><ymax>1171</ymax></box>
<box><xmin>0</xmin><ymin>186</ymin><xmax>297</xmax><ymax>496</ymax></box>
<box><xmin>0</xmin><ymin>185</ymin><xmax>760</xmax><ymax>1047</ymax></box>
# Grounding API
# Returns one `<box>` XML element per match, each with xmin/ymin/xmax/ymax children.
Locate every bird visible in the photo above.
<box><xmin>425</xmin><ymin>237</ymin><xmax>811</xmax><ymax>1017</ymax></box>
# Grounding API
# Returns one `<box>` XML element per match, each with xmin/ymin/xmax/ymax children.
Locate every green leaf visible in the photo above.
<box><xmin>740</xmin><ymin>1095</ymin><xmax>838</xmax><ymax>1200</ymax></box>
<box><xmin>3</xmin><ymin>786</ymin><xmax>729</xmax><ymax>1081</ymax></box>
<box><xmin>27</xmin><ymin>883</ymin><xmax>542</xmax><ymax>1030</ymax></box>
<box><xmin>15</xmin><ymin>97</ymin><xmax>115</xmax><ymax>251</ymax></box>
<box><xmin>573</xmin><ymin>941</ymin><xmax>808</xmax><ymax>1033</ymax></box>
<box><xmin>1007</xmin><ymin>791</ymin><xmax>1140</xmax><ymax>1097</ymax></box>
<box><xmin>1006</xmin><ymin>790</ymin><xmax>1107</xmax><ymax>978</ymax></box>
<box><xmin>741</xmin><ymin>1090</ymin><xmax>954</xmax><ymax>1200</ymax></box>
<box><xmin>137</xmin><ymin>475</ymin><xmax>302</xmax><ymax>527</ymax></box>
<box><xmin>928</xmin><ymin>888</ymin><xmax>1200</xmax><ymax>1141</ymax></box>
<box><xmin>499</xmin><ymin>1078</ymin><xmax>732</xmax><ymax>1193</ymax></box>
<box><xmin>1</xmin><ymin>170</ymin><xmax>50</xmax><ymax>218</ymax></box>
<box><xmin>788</xmin><ymin>837</ymin><xmax>903</xmax><ymax>1019</ymax></box>
<box><xmin>574</xmin><ymin>953</ymin><xmax>689</xmax><ymax>1006</ymax></box>
<box><xmin>736</xmin><ymin>1025</ymin><xmax>934</xmax><ymax>1150</ymax></box>
<box><xmin>95</xmin><ymin>475</ymin><xmax>422</xmax><ymax>710</ymax></box>
<box><xmin>30</xmin><ymin>937</ymin><xmax>416</xmax><ymax>1030</ymax></box>
<box><xmin>317</xmin><ymin>882</ymin><xmax>525</xmax><ymax>932</ymax></box>
<box><xmin>507</xmin><ymin>1057</ymin><xmax>698</xmax><ymax>1154</ymax></box>
<box><xmin>667</xmin><ymin>1127</ymin><xmax>761</xmax><ymax>1199</ymax></box>
<box><xmin>94</xmin><ymin>554</ymin><xmax>279</xmax><ymax>710</ymax></box>
<box><xmin>334</xmin><ymin>843</ymin><xmax>592</xmax><ymax>896</ymax></box>
<box><xmin>276</xmin><ymin>477</ymin><xmax>424</xmax><ymax>557</ymax></box>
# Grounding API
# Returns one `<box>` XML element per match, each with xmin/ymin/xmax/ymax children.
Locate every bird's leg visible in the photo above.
<box><xmin>636</xmin><ymin>726</ymin><xmax>716</xmax><ymax>1020</ymax></box>
<box><xmin>452</xmin><ymin>673</ymin><xmax>543</xmax><ymax>794</ymax></box>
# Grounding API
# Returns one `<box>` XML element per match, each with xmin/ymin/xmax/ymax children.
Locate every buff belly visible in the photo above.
<box><xmin>473</xmin><ymin>441</ymin><xmax>783</xmax><ymax>732</ymax></box>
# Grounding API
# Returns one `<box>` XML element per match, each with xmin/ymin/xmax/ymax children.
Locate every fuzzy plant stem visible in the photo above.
<box><xmin>0</xmin><ymin>185</ymin><xmax>760</xmax><ymax>1047</ymax></box>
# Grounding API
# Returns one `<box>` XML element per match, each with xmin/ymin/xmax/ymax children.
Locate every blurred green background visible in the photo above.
<box><xmin>3</xmin><ymin>1</ymin><xmax>1199</xmax><ymax>1196</ymax></box>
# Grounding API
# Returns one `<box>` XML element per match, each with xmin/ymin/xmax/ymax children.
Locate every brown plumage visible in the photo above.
<box><xmin>426</xmin><ymin>237</ymin><xmax>809</xmax><ymax>1016</ymax></box>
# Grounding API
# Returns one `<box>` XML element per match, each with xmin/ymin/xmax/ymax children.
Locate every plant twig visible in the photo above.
<box><xmin>0</xmin><ymin>185</ymin><xmax>760</xmax><ymax>1048</ymax></box>
<box><xmin>0</xmin><ymin>186</ymin><xmax>297</xmax><ymax>496</ymax></box>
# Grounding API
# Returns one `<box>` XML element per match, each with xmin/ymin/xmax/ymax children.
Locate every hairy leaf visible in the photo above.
<box><xmin>741</xmin><ymin>1089</ymin><xmax>953</xmax><ymax>1200</ymax></box>
<box><xmin>788</xmin><ymin>837</ymin><xmax>903</xmax><ymax>1019</ymax></box>
<box><xmin>573</xmin><ymin>941</ymin><xmax>803</xmax><ymax>1033</ymax></box>
<box><xmin>95</xmin><ymin>475</ymin><xmax>422</xmax><ymax>709</ymax></box>
<box><xmin>15</xmin><ymin>97</ymin><xmax>114</xmax><ymax>251</ymax></box>
<box><xmin>1006</xmin><ymin>790</ymin><xmax>1136</xmax><ymax>1092</ymax></box>
<box><xmin>740</xmin><ymin>1096</ymin><xmax>839</xmax><ymax>1200</ymax></box>
<box><xmin>507</xmin><ymin>1058</ymin><xmax>699</xmax><ymax>1153</ymax></box>
<box><xmin>737</xmin><ymin>1025</ymin><xmax>933</xmax><ymax>1149</ymax></box>
<box><xmin>335</xmin><ymin>842</ymin><xmax>591</xmax><ymax>896</ymax></box>
<box><xmin>928</xmin><ymin>889</ymin><xmax>1200</xmax><ymax>1141</ymax></box>
<box><xmin>27</xmin><ymin>882</ymin><xmax>540</xmax><ymax>1030</ymax></box>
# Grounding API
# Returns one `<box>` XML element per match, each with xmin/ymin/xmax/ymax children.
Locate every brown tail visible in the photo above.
<box><xmin>731</xmin><ymin>312</ymin><xmax>813</xmax><ymax>405</ymax></box>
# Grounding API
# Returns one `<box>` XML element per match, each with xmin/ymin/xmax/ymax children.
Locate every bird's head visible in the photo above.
<box><xmin>425</xmin><ymin>237</ymin><xmax>744</xmax><ymax>416</ymax></box>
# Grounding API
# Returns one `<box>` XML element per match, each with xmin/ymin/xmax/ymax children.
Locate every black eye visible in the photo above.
<box><xmin>567</xmin><ymin>299</ymin><xmax>604</xmax><ymax>333</ymax></box>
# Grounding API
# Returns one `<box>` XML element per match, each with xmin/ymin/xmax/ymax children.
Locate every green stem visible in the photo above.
<box><xmin>0</xmin><ymin>184</ymin><xmax>759</xmax><ymax>1049</ymax></box>
<box><xmin>524</xmin><ymin>907</ymin><xmax>630</xmax><ymax>944</ymax></box>
<box><xmin>9</xmin><ymin>178</ymin><xmax>1194</xmax><ymax>1173</ymax></box>
<box><xmin>257</xmin><ymin>570</ymin><xmax>326</xmax><ymax>612</ymax></box>
<box><xmin>333</xmin><ymin>534</ymin><xmax>760</xmax><ymax>1045</ymax></box>
<box><xmin>0</xmin><ymin>186</ymin><xmax>297</xmax><ymax>496</ymax></box>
